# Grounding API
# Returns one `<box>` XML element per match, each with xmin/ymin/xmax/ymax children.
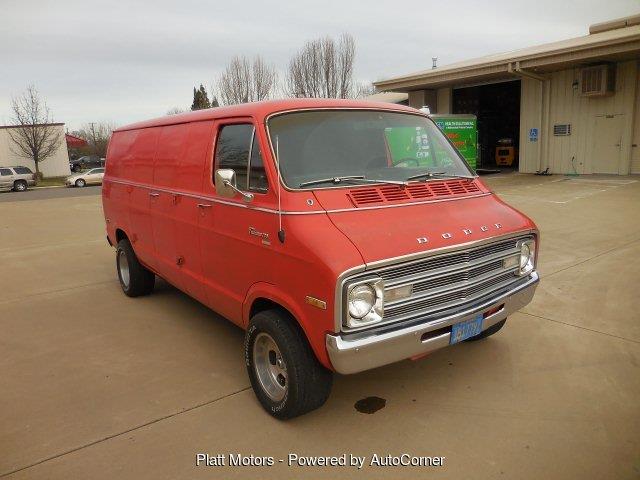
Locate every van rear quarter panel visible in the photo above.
<box><xmin>128</xmin><ymin>128</ymin><xmax>161</xmax><ymax>268</ymax></box>
<box><xmin>104</xmin><ymin>130</ymin><xmax>138</xmax><ymax>245</ymax></box>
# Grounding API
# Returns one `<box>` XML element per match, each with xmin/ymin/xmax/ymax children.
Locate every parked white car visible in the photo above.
<box><xmin>65</xmin><ymin>168</ymin><xmax>105</xmax><ymax>187</ymax></box>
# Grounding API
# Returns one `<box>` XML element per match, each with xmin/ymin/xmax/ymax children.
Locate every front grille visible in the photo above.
<box><xmin>342</xmin><ymin>234</ymin><xmax>532</xmax><ymax>331</ymax></box>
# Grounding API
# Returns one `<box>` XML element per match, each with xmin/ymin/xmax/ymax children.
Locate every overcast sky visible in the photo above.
<box><xmin>1</xmin><ymin>0</ymin><xmax>638</xmax><ymax>130</ymax></box>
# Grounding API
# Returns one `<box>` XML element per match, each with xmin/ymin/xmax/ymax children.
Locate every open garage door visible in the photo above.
<box><xmin>452</xmin><ymin>80</ymin><xmax>520</xmax><ymax>170</ymax></box>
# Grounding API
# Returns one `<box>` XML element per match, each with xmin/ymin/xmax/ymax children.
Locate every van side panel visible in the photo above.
<box><xmin>148</xmin><ymin>120</ymin><xmax>212</xmax><ymax>303</ymax></box>
<box><xmin>127</xmin><ymin>128</ymin><xmax>161</xmax><ymax>268</ymax></box>
<box><xmin>149</xmin><ymin>123</ymin><xmax>189</xmax><ymax>286</ymax></box>
<box><xmin>173</xmin><ymin>120</ymin><xmax>213</xmax><ymax>302</ymax></box>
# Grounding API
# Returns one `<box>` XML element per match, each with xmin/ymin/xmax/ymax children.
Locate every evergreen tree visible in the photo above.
<box><xmin>191</xmin><ymin>84</ymin><xmax>211</xmax><ymax>110</ymax></box>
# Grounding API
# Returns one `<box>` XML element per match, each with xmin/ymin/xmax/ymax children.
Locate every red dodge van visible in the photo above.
<box><xmin>102</xmin><ymin>99</ymin><xmax>539</xmax><ymax>418</ymax></box>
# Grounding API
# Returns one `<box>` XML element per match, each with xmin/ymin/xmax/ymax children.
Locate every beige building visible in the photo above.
<box><xmin>374</xmin><ymin>15</ymin><xmax>640</xmax><ymax>175</ymax></box>
<box><xmin>0</xmin><ymin>123</ymin><xmax>71</xmax><ymax>177</ymax></box>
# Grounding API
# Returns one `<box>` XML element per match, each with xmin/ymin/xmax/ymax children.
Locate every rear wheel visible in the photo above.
<box><xmin>13</xmin><ymin>180</ymin><xmax>27</xmax><ymax>192</ymax></box>
<box><xmin>116</xmin><ymin>239</ymin><xmax>155</xmax><ymax>297</ymax></box>
<box><xmin>75</xmin><ymin>178</ymin><xmax>86</xmax><ymax>188</ymax></box>
<box><xmin>465</xmin><ymin>319</ymin><xmax>507</xmax><ymax>341</ymax></box>
<box><xmin>245</xmin><ymin>309</ymin><xmax>333</xmax><ymax>419</ymax></box>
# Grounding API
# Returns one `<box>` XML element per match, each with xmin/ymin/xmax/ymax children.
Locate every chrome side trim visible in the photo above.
<box><xmin>105</xmin><ymin>177</ymin><xmax>489</xmax><ymax>215</ymax></box>
<box><xmin>326</xmin><ymin>272</ymin><xmax>538</xmax><ymax>374</ymax></box>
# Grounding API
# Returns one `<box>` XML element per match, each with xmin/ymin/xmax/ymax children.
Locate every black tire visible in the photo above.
<box><xmin>245</xmin><ymin>309</ymin><xmax>333</xmax><ymax>419</ymax></box>
<box><xmin>13</xmin><ymin>180</ymin><xmax>27</xmax><ymax>192</ymax></box>
<box><xmin>116</xmin><ymin>239</ymin><xmax>155</xmax><ymax>297</ymax></box>
<box><xmin>75</xmin><ymin>178</ymin><xmax>86</xmax><ymax>188</ymax></box>
<box><xmin>465</xmin><ymin>319</ymin><xmax>507</xmax><ymax>342</ymax></box>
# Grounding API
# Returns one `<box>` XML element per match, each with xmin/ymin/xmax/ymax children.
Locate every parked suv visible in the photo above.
<box><xmin>0</xmin><ymin>166</ymin><xmax>36</xmax><ymax>192</ymax></box>
<box><xmin>102</xmin><ymin>99</ymin><xmax>539</xmax><ymax>419</ymax></box>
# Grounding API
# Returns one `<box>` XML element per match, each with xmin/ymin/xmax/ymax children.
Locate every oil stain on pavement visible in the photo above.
<box><xmin>354</xmin><ymin>396</ymin><xmax>386</xmax><ymax>414</ymax></box>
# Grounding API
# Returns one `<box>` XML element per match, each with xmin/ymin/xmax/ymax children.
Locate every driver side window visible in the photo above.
<box><xmin>214</xmin><ymin>123</ymin><xmax>268</xmax><ymax>193</ymax></box>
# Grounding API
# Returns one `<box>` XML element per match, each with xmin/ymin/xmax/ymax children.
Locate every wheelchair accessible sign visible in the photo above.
<box><xmin>529</xmin><ymin>128</ymin><xmax>538</xmax><ymax>142</ymax></box>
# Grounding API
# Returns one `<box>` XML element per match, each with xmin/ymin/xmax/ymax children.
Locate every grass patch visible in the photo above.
<box><xmin>36</xmin><ymin>176</ymin><xmax>68</xmax><ymax>187</ymax></box>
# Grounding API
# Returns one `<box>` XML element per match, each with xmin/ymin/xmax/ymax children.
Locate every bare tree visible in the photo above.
<box><xmin>285</xmin><ymin>33</ymin><xmax>356</xmax><ymax>98</ymax></box>
<box><xmin>217</xmin><ymin>55</ymin><xmax>278</xmax><ymax>105</ymax></box>
<box><xmin>354</xmin><ymin>81</ymin><xmax>376</xmax><ymax>98</ymax></box>
<box><xmin>7</xmin><ymin>85</ymin><xmax>63</xmax><ymax>180</ymax></box>
<box><xmin>166</xmin><ymin>106</ymin><xmax>186</xmax><ymax>115</ymax></box>
<box><xmin>76</xmin><ymin>121</ymin><xmax>117</xmax><ymax>157</ymax></box>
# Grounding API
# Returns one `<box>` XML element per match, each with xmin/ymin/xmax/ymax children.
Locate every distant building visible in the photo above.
<box><xmin>0</xmin><ymin>123</ymin><xmax>71</xmax><ymax>177</ymax></box>
<box><xmin>374</xmin><ymin>15</ymin><xmax>640</xmax><ymax>175</ymax></box>
<box><xmin>65</xmin><ymin>133</ymin><xmax>88</xmax><ymax>149</ymax></box>
<box><xmin>363</xmin><ymin>91</ymin><xmax>409</xmax><ymax>105</ymax></box>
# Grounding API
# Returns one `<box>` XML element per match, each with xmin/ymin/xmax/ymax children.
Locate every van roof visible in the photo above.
<box><xmin>114</xmin><ymin>98</ymin><xmax>419</xmax><ymax>132</ymax></box>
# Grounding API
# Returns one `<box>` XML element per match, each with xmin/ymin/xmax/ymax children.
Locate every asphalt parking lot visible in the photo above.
<box><xmin>1</xmin><ymin>174</ymin><xmax>639</xmax><ymax>479</ymax></box>
<box><xmin>0</xmin><ymin>185</ymin><xmax>101</xmax><ymax>203</ymax></box>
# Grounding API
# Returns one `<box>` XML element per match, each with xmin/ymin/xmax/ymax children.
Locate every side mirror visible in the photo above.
<box><xmin>215</xmin><ymin>169</ymin><xmax>254</xmax><ymax>202</ymax></box>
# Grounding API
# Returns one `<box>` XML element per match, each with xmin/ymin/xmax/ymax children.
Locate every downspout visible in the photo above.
<box><xmin>508</xmin><ymin>62</ymin><xmax>549</xmax><ymax>173</ymax></box>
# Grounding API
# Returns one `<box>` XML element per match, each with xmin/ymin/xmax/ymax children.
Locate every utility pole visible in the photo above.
<box><xmin>89</xmin><ymin>122</ymin><xmax>97</xmax><ymax>156</ymax></box>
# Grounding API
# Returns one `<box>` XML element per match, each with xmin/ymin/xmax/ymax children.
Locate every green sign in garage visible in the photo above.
<box><xmin>430</xmin><ymin>114</ymin><xmax>478</xmax><ymax>169</ymax></box>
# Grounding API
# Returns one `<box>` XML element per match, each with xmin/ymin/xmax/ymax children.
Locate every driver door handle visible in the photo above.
<box><xmin>197</xmin><ymin>203</ymin><xmax>212</xmax><ymax>209</ymax></box>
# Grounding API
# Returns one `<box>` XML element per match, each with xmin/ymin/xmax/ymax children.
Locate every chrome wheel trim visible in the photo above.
<box><xmin>15</xmin><ymin>182</ymin><xmax>26</xmax><ymax>191</ymax></box>
<box><xmin>76</xmin><ymin>179</ymin><xmax>85</xmax><ymax>187</ymax></box>
<box><xmin>253</xmin><ymin>332</ymin><xmax>288</xmax><ymax>402</ymax></box>
<box><xmin>118</xmin><ymin>249</ymin><xmax>130</xmax><ymax>289</ymax></box>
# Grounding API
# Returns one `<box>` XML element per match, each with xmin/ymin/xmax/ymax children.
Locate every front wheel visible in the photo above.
<box><xmin>116</xmin><ymin>239</ymin><xmax>155</xmax><ymax>297</ymax></box>
<box><xmin>465</xmin><ymin>319</ymin><xmax>507</xmax><ymax>341</ymax></box>
<box><xmin>75</xmin><ymin>178</ymin><xmax>86</xmax><ymax>187</ymax></box>
<box><xmin>245</xmin><ymin>310</ymin><xmax>333</xmax><ymax>419</ymax></box>
<box><xmin>13</xmin><ymin>180</ymin><xmax>27</xmax><ymax>192</ymax></box>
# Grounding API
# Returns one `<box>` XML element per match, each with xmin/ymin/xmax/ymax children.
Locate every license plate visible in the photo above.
<box><xmin>450</xmin><ymin>315</ymin><xmax>484</xmax><ymax>344</ymax></box>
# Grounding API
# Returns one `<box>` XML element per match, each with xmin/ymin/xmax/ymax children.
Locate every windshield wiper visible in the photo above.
<box><xmin>299</xmin><ymin>175</ymin><xmax>366</xmax><ymax>188</ymax></box>
<box><xmin>299</xmin><ymin>176</ymin><xmax>406</xmax><ymax>188</ymax></box>
<box><xmin>406</xmin><ymin>171</ymin><xmax>474</xmax><ymax>181</ymax></box>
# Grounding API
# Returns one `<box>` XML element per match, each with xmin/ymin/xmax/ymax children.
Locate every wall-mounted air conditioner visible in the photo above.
<box><xmin>580</xmin><ymin>64</ymin><xmax>616</xmax><ymax>97</ymax></box>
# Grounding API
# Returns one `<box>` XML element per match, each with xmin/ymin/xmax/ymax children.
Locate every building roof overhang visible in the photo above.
<box><xmin>374</xmin><ymin>24</ymin><xmax>640</xmax><ymax>91</ymax></box>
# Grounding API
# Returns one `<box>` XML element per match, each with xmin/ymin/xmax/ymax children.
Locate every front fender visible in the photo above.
<box><xmin>243</xmin><ymin>282</ymin><xmax>334</xmax><ymax>370</ymax></box>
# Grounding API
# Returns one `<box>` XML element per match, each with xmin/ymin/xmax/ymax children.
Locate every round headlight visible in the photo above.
<box><xmin>520</xmin><ymin>243</ymin><xmax>531</xmax><ymax>269</ymax></box>
<box><xmin>518</xmin><ymin>241</ymin><xmax>535</xmax><ymax>276</ymax></box>
<box><xmin>348</xmin><ymin>284</ymin><xmax>376</xmax><ymax>319</ymax></box>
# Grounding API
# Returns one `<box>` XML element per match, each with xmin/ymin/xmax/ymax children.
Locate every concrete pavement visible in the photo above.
<box><xmin>1</xmin><ymin>174</ymin><xmax>638</xmax><ymax>479</ymax></box>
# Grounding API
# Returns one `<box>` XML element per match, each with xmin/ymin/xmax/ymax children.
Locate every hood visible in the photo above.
<box><xmin>312</xmin><ymin>182</ymin><xmax>534</xmax><ymax>265</ymax></box>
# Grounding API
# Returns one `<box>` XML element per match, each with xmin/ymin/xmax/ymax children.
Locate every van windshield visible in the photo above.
<box><xmin>267</xmin><ymin>110</ymin><xmax>474</xmax><ymax>189</ymax></box>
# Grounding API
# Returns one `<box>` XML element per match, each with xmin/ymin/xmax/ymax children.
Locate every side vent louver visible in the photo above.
<box><xmin>348</xmin><ymin>180</ymin><xmax>481</xmax><ymax>207</ymax></box>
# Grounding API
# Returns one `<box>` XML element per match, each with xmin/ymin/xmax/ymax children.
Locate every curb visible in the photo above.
<box><xmin>33</xmin><ymin>185</ymin><xmax>67</xmax><ymax>190</ymax></box>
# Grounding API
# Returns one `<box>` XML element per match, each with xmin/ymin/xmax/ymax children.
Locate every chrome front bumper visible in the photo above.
<box><xmin>326</xmin><ymin>272</ymin><xmax>539</xmax><ymax>374</ymax></box>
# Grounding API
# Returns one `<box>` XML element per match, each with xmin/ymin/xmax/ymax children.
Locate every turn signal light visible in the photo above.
<box><xmin>483</xmin><ymin>304</ymin><xmax>504</xmax><ymax>318</ymax></box>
